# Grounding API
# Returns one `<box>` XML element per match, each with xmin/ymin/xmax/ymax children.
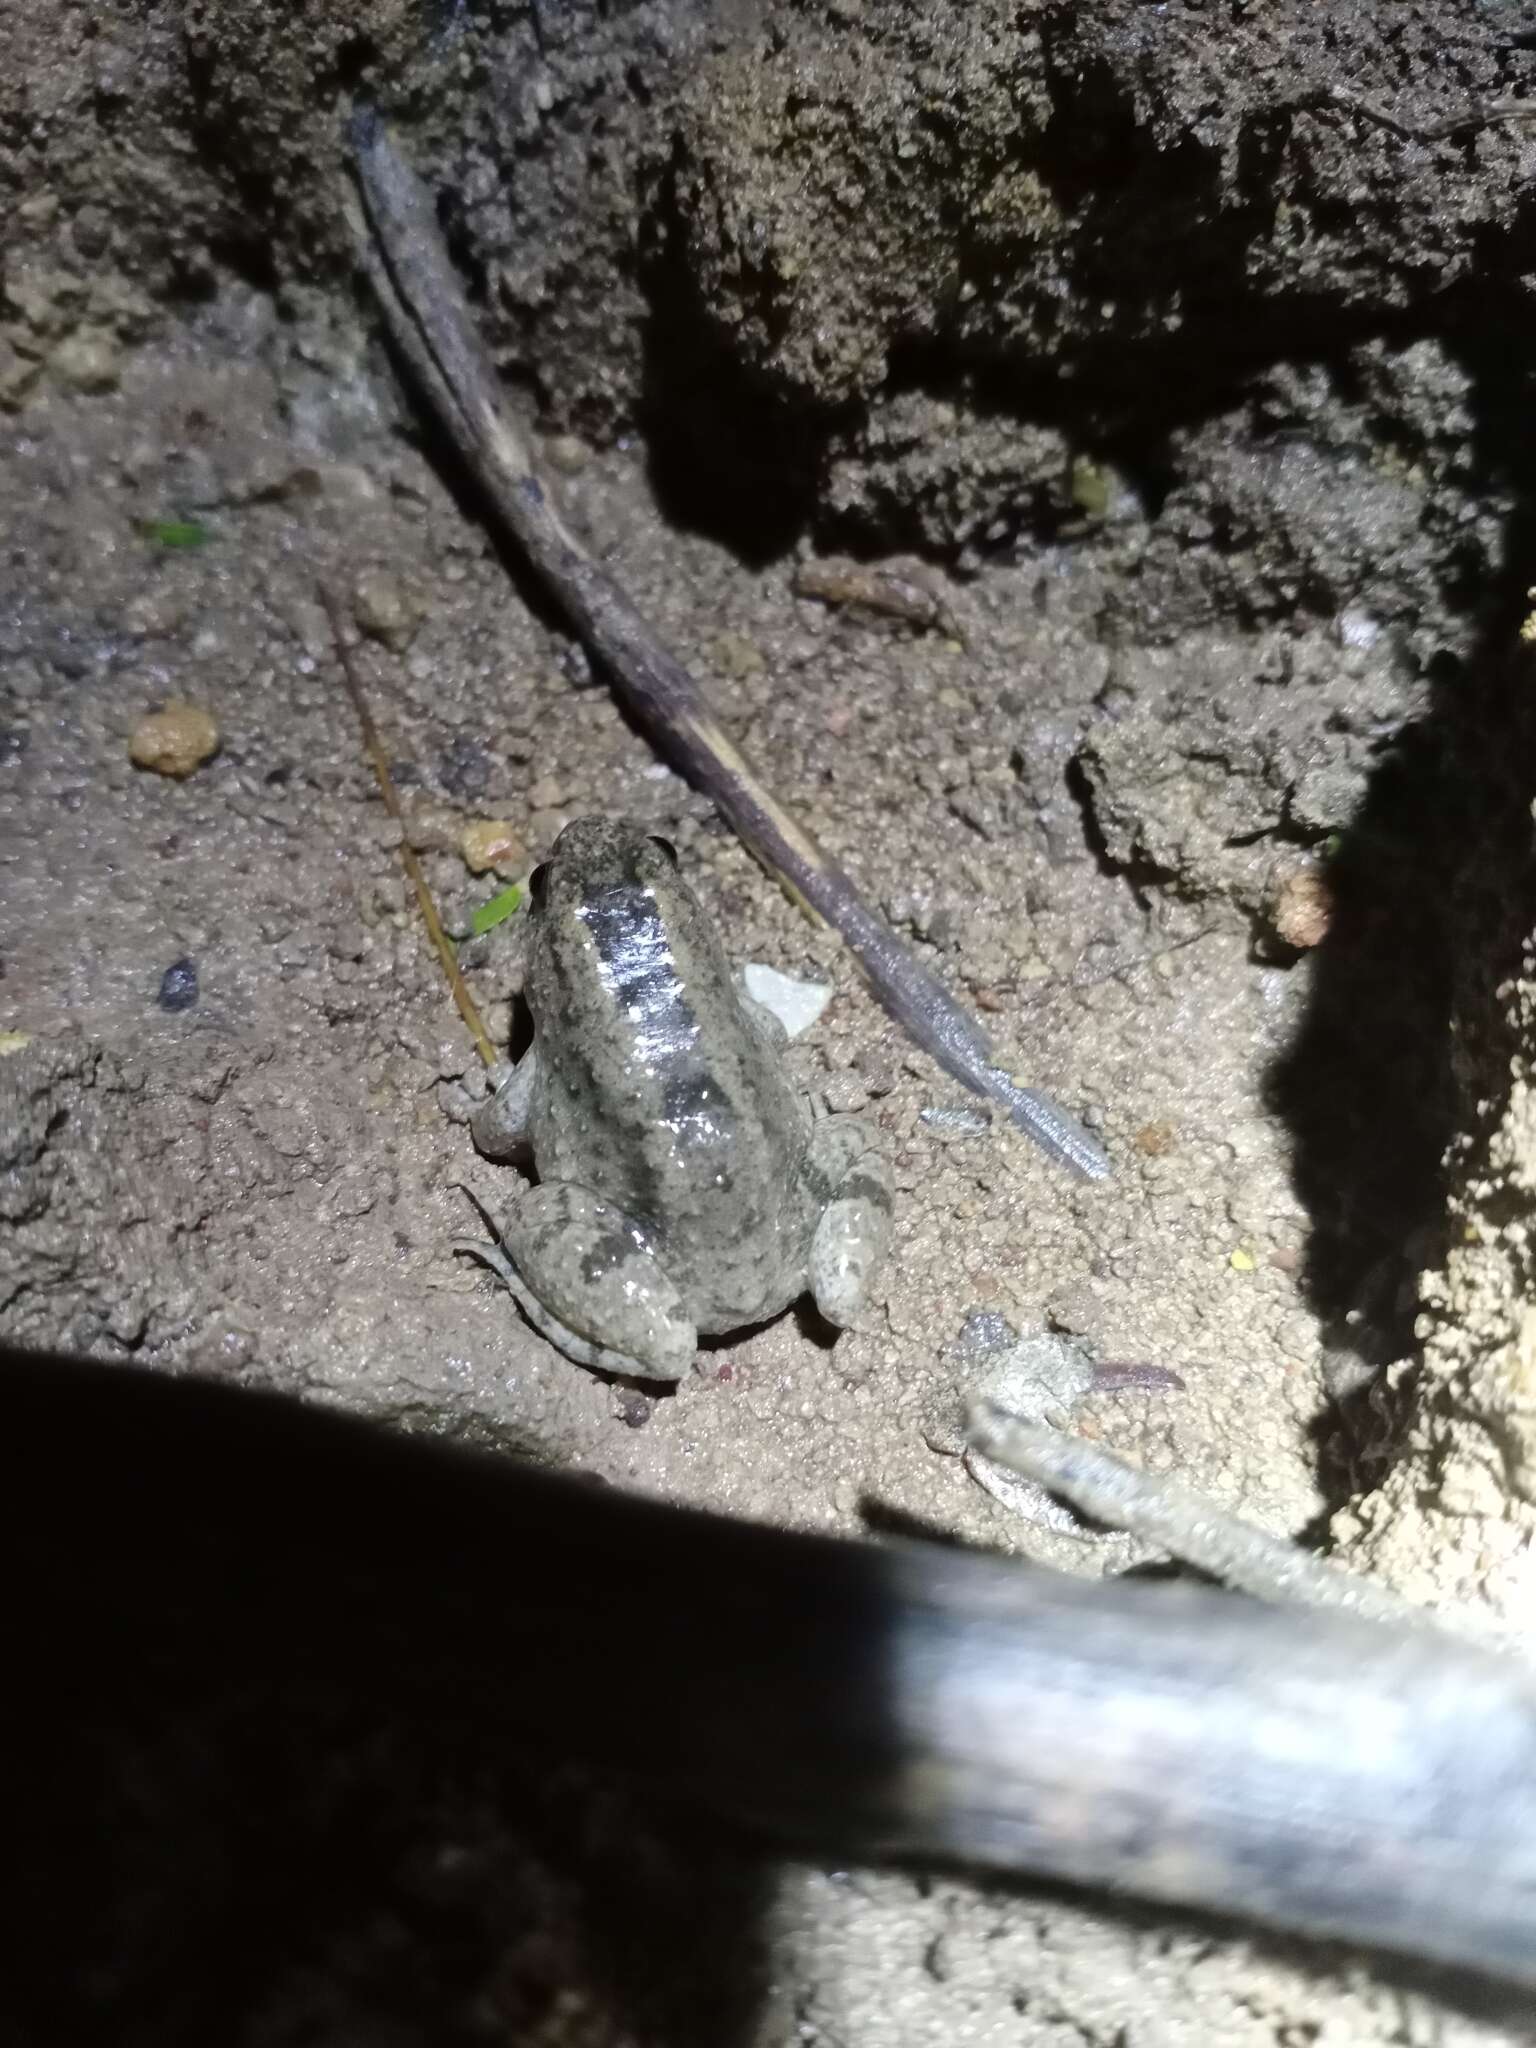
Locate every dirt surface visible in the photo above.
<box><xmin>5</xmin><ymin>1</ymin><xmax>1536</xmax><ymax>2042</ymax></box>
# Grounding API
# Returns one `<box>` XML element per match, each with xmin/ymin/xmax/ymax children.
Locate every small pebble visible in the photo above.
<box><xmin>352</xmin><ymin>567</ymin><xmax>424</xmax><ymax>652</ymax></box>
<box><xmin>544</xmin><ymin>433</ymin><xmax>590</xmax><ymax>476</ymax></box>
<box><xmin>157</xmin><ymin>957</ymin><xmax>199</xmax><ymax>1012</ymax></box>
<box><xmin>1133</xmin><ymin>1120</ymin><xmax>1176</xmax><ymax>1157</ymax></box>
<box><xmin>460</xmin><ymin>819</ymin><xmax>527</xmax><ymax>875</ymax></box>
<box><xmin>1268</xmin><ymin>866</ymin><xmax>1332</xmax><ymax>950</ymax></box>
<box><xmin>52</xmin><ymin>327</ymin><xmax>121</xmax><ymax>394</ymax></box>
<box><xmin>0</xmin><ymin>1031</ymin><xmax>33</xmax><ymax>1056</ymax></box>
<box><xmin>129</xmin><ymin>701</ymin><xmax>220</xmax><ymax>778</ymax></box>
<box><xmin>438</xmin><ymin>734</ymin><xmax>491</xmax><ymax>799</ymax></box>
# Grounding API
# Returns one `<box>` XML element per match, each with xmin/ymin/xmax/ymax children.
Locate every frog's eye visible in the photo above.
<box><xmin>647</xmin><ymin>835</ymin><xmax>679</xmax><ymax>867</ymax></box>
<box><xmin>527</xmin><ymin>861</ymin><xmax>552</xmax><ymax>909</ymax></box>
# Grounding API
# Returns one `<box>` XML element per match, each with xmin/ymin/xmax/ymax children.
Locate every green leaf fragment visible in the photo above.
<box><xmin>136</xmin><ymin>518</ymin><xmax>212</xmax><ymax>549</ymax></box>
<box><xmin>470</xmin><ymin>884</ymin><xmax>523</xmax><ymax>936</ymax></box>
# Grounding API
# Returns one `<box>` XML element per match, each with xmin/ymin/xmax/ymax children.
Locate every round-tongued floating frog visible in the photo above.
<box><xmin>461</xmin><ymin>816</ymin><xmax>895</xmax><ymax>1380</ymax></box>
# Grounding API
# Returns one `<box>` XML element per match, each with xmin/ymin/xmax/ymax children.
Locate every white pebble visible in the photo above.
<box><xmin>741</xmin><ymin>962</ymin><xmax>833</xmax><ymax>1040</ymax></box>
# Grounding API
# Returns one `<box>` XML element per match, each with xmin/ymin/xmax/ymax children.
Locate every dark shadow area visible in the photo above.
<box><xmin>29</xmin><ymin>1701</ymin><xmax>770</xmax><ymax>2048</ymax></box>
<box><xmin>3</xmin><ymin>1351</ymin><xmax>793</xmax><ymax>2048</ymax></box>
<box><xmin>856</xmin><ymin>1493</ymin><xmax>982</xmax><ymax>1550</ymax></box>
<box><xmin>634</xmin><ymin>151</ymin><xmax>844</xmax><ymax>566</ymax></box>
<box><xmin>8</xmin><ymin>1349</ymin><xmax>1536</xmax><ymax>2038</ymax></box>
<box><xmin>1267</xmin><ymin>300</ymin><xmax>1536</xmax><ymax>1476</ymax></box>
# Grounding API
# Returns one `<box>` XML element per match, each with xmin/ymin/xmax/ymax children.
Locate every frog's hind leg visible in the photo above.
<box><xmin>456</xmin><ymin>1181</ymin><xmax>697</xmax><ymax>1382</ymax></box>
<box><xmin>805</xmin><ymin>1117</ymin><xmax>895</xmax><ymax>1329</ymax></box>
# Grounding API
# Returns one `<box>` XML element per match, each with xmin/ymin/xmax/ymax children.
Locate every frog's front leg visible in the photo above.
<box><xmin>805</xmin><ymin>1116</ymin><xmax>895</xmax><ymax>1328</ymax></box>
<box><xmin>457</xmin><ymin>1181</ymin><xmax>697</xmax><ymax>1381</ymax></box>
<box><xmin>470</xmin><ymin>1052</ymin><xmax>537</xmax><ymax>1161</ymax></box>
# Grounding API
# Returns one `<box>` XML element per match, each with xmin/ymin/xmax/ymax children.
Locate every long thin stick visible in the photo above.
<box><xmin>342</xmin><ymin>109</ymin><xmax>1109</xmax><ymax>1182</ymax></box>
<box><xmin>320</xmin><ymin>581</ymin><xmax>498</xmax><ymax>1070</ymax></box>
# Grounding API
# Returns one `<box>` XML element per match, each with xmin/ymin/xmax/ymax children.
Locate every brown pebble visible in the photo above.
<box><xmin>460</xmin><ymin>819</ymin><xmax>527</xmax><ymax>875</ymax></box>
<box><xmin>1133</xmin><ymin>1120</ymin><xmax>1177</xmax><ymax>1157</ymax></box>
<box><xmin>1268</xmin><ymin>866</ymin><xmax>1332</xmax><ymax>949</ymax></box>
<box><xmin>129</xmin><ymin>701</ymin><xmax>220</xmax><ymax>778</ymax></box>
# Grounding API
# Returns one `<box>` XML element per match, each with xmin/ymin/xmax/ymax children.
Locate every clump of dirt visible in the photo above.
<box><xmin>5</xmin><ymin>1</ymin><xmax>1536</xmax><ymax>2043</ymax></box>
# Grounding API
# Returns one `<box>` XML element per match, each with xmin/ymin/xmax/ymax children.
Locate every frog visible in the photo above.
<box><xmin>459</xmin><ymin>816</ymin><xmax>895</xmax><ymax>1380</ymax></box>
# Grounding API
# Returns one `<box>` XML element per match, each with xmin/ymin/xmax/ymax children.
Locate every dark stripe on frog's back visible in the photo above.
<box><xmin>526</xmin><ymin>871</ymin><xmax>811</xmax><ymax>1317</ymax></box>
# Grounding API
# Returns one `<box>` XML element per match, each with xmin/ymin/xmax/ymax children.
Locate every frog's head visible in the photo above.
<box><xmin>529</xmin><ymin>815</ymin><xmax>681</xmax><ymax>922</ymax></box>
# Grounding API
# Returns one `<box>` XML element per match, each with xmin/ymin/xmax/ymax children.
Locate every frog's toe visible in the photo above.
<box><xmin>453</xmin><ymin>1236</ymin><xmax>520</xmax><ymax>1289</ymax></box>
<box><xmin>808</xmin><ymin>1133</ymin><xmax>895</xmax><ymax>1328</ymax></box>
<box><xmin>498</xmin><ymin>1182</ymin><xmax>698</xmax><ymax>1381</ymax></box>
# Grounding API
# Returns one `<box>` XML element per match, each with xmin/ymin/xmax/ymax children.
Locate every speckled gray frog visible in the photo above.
<box><xmin>461</xmin><ymin>816</ymin><xmax>894</xmax><ymax>1380</ymax></box>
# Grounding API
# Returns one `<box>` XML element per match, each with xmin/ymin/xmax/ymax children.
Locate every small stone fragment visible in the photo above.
<box><xmin>157</xmin><ymin>957</ymin><xmax>199</xmax><ymax>1012</ymax></box>
<box><xmin>740</xmin><ymin>962</ymin><xmax>833</xmax><ymax>1040</ymax></box>
<box><xmin>52</xmin><ymin>327</ymin><xmax>121</xmax><ymax>394</ymax></box>
<box><xmin>352</xmin><ymin>567</ymin><xmax>424</xmax><ymax>652</ymax></box>
<box><xmin>129</xmin><ymin>701</ymin><xmax>220</xmax><ymax>778</ymax></box>
<box><xmin>1268</xmin><ymin>865</ymin><xmax>1332</xmax><ymax>950</ymax></box>
<box><xmin>460</xmin><ymin>819</ymin><xmax>527</xmax><ymax>875</ymax></box>
<box><xmin>0</xmin><ymin>1031</ymin><xmax>33</xmax><ymax>1056</ymax></box>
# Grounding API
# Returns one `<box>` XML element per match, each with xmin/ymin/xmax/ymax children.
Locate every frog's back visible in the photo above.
<box><xmin>527</xmin><ymin>867</ymin><xmax>814</xmax><ymax>1330</ymax></box>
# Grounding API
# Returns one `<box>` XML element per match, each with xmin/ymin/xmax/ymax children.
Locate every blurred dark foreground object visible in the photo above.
<box><xmin>4</xmin><ymin>1341</ymin><xmax>1536</xmax><ymax>2030</ymax></box>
